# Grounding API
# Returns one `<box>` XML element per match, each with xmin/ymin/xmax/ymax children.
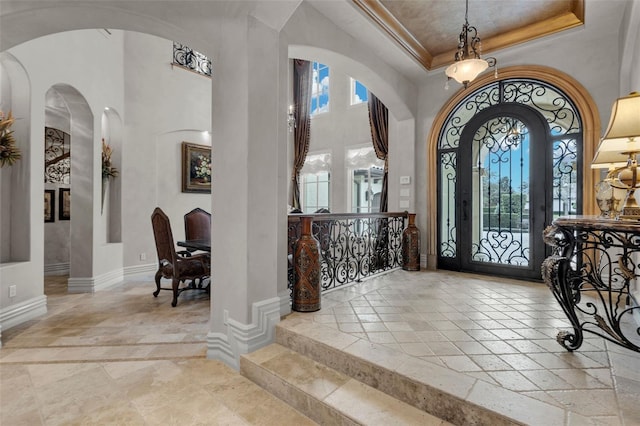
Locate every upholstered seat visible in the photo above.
<box><xmin>151</xmin><ymin>207</ymin><xmax>210</xmax><ymax>307</ymax></box>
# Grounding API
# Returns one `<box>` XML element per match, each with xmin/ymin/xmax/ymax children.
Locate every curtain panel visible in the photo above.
<box><xmin>290</xmin><ymin>59</ymin><xmax>314</xmax><ymax>210</ymax></box>
<box><xmin>368</xmin><ymin>92</ymin><xmax>389</xmax><ymax>212</ymax></box>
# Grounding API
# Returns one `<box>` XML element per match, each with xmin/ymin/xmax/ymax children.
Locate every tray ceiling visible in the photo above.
<box><xmin>353</xmin><ymin>0</ymin><xmax>585</xmax><ymax>70</ymax></box>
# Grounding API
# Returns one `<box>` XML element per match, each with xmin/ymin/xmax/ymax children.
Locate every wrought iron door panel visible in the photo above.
<box><xmin>468</xmin><ymin>117</ymin><xmax>530</xmax><ymax>266</ymax></box>
<box><xmin>437</xmin><ymin>78</ymin><xmax>582</xmax><ymax>281</ymax></box>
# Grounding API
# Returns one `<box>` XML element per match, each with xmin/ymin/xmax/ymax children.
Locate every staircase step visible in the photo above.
<box><xmin>270</xmin><ymin>314</ymin><xmax>566</xmax><ymax>426</ymax></box>
<box><xmin>240</xmin><ymin>343</ymin><xmax>449</xmax><ymax>425</ymax></box>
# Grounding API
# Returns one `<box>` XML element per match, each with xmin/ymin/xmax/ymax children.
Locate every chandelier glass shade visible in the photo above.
<box><xmin>445</xmin><ymin>0</ymin><xmax>497</xmax><ymax>88</ymax></box>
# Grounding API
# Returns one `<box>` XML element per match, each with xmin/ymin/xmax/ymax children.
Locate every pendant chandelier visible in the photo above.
<box><xmin>445</xmin><ymin>0</ymin><xmax>497</xmax><ymax>89</ymax></box>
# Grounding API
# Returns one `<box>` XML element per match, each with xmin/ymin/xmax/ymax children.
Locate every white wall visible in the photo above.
<box><xmin>0</xmin><ymin>29</ymin><xmax>127</xmax><ymax>311</ymax></box>
<box><xmin>0</xmin><ymin>28</ymin><xmax>211</xmax><ymax>315</ymax></box>
<box><xmin>285</xmin><ymin>2</ymin><xmax>417</xmax><ymax>215</ymax></box>
<box><xmin>121</xmin><ymin>31</ymin><xmax>212</xmax><ymax>265</ymax></box>
<box><xmin>305</xmin><ymin>67</ymin><xmax>372</xmax><ymax>213</ymax></box>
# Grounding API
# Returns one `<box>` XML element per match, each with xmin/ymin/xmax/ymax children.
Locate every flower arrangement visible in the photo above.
<box><xmin>0</xmin><ymin>110</ymin><xmax>21</xmax><ymax>167</ymax></box>
<box><xmin>102</xmin><ymin>138</ymin><xmax>118</xmax><ymax>179</ymax></box>
<box><xmin>194</xmin><ymin>154</ymin><xmax>211</xmax><ymax>182</ymax></box>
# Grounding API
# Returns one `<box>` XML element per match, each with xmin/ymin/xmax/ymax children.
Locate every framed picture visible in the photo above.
<box><xmin>59</xmin><ymin>188</ymin><xmax>71</xmax><ymax>220</ymax></box>
<box><xmin>44</xmin><ymin>190</ymin><xmax>55</xmax><ymax>223</ymax></box>
<box><xmin>182</xmin><ymin>141</ymin><xmax>211</xmax><ymax>193</ymax></box>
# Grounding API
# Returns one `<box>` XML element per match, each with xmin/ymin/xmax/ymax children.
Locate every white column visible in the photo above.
<box><xmin>207</xmin><ymin>16</ymin><xmax>289</xmax><ymax>369</ymax></box>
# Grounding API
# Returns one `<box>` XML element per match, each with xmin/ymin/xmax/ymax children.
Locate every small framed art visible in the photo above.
<box><xmin>59</xmin><ymin>188</ymin><xmax>70</xmax><ymax>220</ymax></box>
<box><xmin>182</xmin><ymin>141</ymin><xmax>211</xmax><ymax>193</ymax></box>
<box><xmin>44</xmin><ymin>190</ymin><xmax>55</xmax><ymax>223</ymax></box>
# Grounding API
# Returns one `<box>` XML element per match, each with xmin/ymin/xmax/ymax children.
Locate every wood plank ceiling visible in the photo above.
<box><xmin>352</xmin><ymin>0</ymin><xmax>585</xmax><ymax>70</ymax></box>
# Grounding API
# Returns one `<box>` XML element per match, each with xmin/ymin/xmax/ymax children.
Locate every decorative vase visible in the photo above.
<box><xmin>101</xmin><ymin>176</ymin><xmax>109</xmax><ymax>214</ymax></box>
<box><xmin>402</xmin><ymin>213</ymin><xmax>420</xmax><ymax>271</ymax></box>
<box><xmin>292</xmin><ymin>216</ymin><xmax>321</xmax><ymax>312</ymax></box>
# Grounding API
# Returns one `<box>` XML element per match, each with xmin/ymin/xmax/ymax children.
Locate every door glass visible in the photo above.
<box><xmin>471</xmin><ymin>117</ymin><xmax>530</xmax><ymax>266</ymax></box>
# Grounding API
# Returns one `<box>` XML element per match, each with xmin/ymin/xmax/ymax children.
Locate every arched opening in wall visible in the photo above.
<box><xmin>44</xmin><ymin>88</ymin><xmax>73</xmax><ymax>280</ymax></box>
<box><xmin>427</xmin><ymin>66</ymin><xmax>601</xmax><ymax>279</ymax></box>
<box><xmin>288</xmin><ymin>46</ymin><xmax>415</xmax><ymax>215</ymax></box>
<box><xmin>44</xmin><ymin>85</ymin><xmax>95</xmax><ymax>293</ymax></box>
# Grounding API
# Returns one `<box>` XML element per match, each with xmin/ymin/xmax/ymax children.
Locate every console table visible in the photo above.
<box><xmin>542</xmin><ymin>216</ymin><xmax>640</xmax><ymax>353</ymax></box>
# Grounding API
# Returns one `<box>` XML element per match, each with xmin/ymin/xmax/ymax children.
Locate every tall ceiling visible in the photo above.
<box><xmin>352</xmin><ymin>0</ymin><xmax>584</xmax><ymax>71</ymax></box>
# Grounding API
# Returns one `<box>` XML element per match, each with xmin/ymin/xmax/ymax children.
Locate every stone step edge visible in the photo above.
<box><xmin>240</xmin><ymin>345</ymin><xmax>361</xmax><ymax>426</ymax></box>
<box><xmin>274</xmin><ymin>321</ymin><xmax>525</xmax><ymax>426</ymax></box>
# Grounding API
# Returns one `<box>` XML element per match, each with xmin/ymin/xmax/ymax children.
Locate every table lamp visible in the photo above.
<box><xmin>592</xmin><ymin>92</ymin><xmax>640</xmax><ymax>218</ymax></box>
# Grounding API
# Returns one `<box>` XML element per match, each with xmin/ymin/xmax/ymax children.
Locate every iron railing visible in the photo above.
<box><xmin>288</xmin><ymin>212</ymin><xmax>408</xmax><ymax>293</ymax></box>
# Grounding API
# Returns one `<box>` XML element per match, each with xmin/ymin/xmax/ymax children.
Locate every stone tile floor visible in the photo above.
<box><xmin>0</xmin><ymin>276</ymin><xmax>315</xmax><ymax>426</ymax></box>
<box><xmin>313</xmin><ymin>270</ymin><xmax>640</xmax><ymax>425</ymax></box>
<box><xmin>1</xmin><ymin>270</ymin><xmax>639</xmax><ymax>425</ymax></box>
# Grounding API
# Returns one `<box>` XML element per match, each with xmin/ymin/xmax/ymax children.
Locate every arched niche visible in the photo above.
<box><xmin>101</xmin><ymin>108</ymin><xmax>122</xmax><ymax>244</ymax></box>
<box><xmin>0</xmin><ymin>52</ymin><xmax>30</xmax><ymax>263</ymax></box>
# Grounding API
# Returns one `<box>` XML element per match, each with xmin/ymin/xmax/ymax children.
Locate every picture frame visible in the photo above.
<box><xmin>44</xmin><ymin>190</ymin><xmax>55</xmax><ymax>223</ymax></box>
<box><xmin>59</xmin><ymin>188</ymin><xmax>71</xmax><ymax>220</ymax></box>
<box><xmin>182</xmin><ymin>141</ymin><xmax>212</xmax><ymax>193</ymax></box>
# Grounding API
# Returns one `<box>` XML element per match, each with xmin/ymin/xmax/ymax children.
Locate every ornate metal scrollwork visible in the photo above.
<box><xmin>44</xmin><ymin>127</ymin><xmax>70</xmax><ymax>183</ymax></box>
<box><xmin>542</xmin><ymin>218</ymin><xmax>640</xmax><ymax>353</ymax></box>
<box><xmin>438</xmin><ymin>78</ymin><xmax>582</xmax><ymax>262</ymax></box>
<box><xmin>288</xmin><ymin>213</ymin><xmax>407</xmax><ymax>293</ymax></box>
<box><xmin>173</xmin><ymin>42</ymin><xmax>212</xmax><ymax>77</ymax></box>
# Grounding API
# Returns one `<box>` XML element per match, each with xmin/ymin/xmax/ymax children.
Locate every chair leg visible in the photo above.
<box><xmin>153</xmin><ymin>270</ymin><xmax>162</xmax><ymax>297</ymax></box>
<box><xmin>171</xmin><ymin>278</ymin><xmax>180</xmax><ymax>307</ymax></box>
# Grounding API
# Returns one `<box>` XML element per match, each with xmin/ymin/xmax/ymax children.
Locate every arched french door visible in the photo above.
<box><xmin>437</xmin><ymin>78</ymin><xmax>583</xmax><ymax>280</ymax></box>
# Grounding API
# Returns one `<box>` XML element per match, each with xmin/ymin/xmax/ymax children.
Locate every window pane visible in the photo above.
<box><xmin>301</xmin><ymin>170</ymin><xmax>330</xmax><ymax>213</ymax></box>
<box><xmin>311</xmin><ymin>62</ymin><xmax>330</xmax><ymax>115</ymax></box>
<box><xmin>352</xmin><ymin>79</ymin><xmax>368</xmax><ymax>105</ymax></box>
<box><xmin>318</xmin><ymin>181</ymin><xmax>329</xmax><ymax>206</ymax></box>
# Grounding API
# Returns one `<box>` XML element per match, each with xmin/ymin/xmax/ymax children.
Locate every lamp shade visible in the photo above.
<box><xmin>592</xmin><ymin>92</ymin><xmax>640</xmax><ymax>167</ymax></box>
<box><xmin>445</xmin><ymin>58</ymin><xmax>488</xmax><ymax>85</ymax></box>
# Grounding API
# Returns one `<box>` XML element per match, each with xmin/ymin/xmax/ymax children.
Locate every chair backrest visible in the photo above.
<box><xmin>184</xmin><ymin>208</ymin><xmax>211</xmax><ymax>241</ymax></box>
<box><xmin>151</xmin><ymin>207</ymin><xmax>177</xmax><ymax>265</ymax></box>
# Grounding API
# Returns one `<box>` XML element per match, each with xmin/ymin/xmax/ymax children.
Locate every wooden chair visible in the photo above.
<box><xmin>184</xmin><ymin>207</ymin><xmax>211</xmax><ymax>248</ymax></box>
<box><xmin>151</xmin><ymin>207</ymin><xmax>210</xmax><ymax>307</ymax></box>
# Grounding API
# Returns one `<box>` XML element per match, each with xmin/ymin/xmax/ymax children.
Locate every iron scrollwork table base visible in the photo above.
<box><xmin>542</xmin><ymin>216</ymin><xmax>640</xmax><ymax>353</ymax></box>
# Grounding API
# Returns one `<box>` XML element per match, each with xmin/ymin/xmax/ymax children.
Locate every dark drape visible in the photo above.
<box><xmin>290</xmin><ymin>59</ymin><xmax>314</xmax><ymax>210</ymax></box>
<box><xmin>368</xmin><ymin>92</ymin><xmax>389</xmax><ymax>212</ymax></box>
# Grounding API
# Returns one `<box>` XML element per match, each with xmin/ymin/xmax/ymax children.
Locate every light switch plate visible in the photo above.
<box><xmin>400</xmin><ymin>176</ymin><xmax>411</xmax><ymax>185</ymax></box>
<box><xmin>399</xmin><ymin>200</ymin><xmax>410</xmax><ymax>208</ymax></box>
<box><xmin>400</xmin><ymin>188</ymin><xmax>410</xmax><ymax>197</ymax></box>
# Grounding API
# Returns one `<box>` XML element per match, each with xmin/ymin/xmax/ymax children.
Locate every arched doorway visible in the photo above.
<box><xmin>434</xmin><ymin>72</ymin><xmax>592</xmax><ymax>280</ymax></box>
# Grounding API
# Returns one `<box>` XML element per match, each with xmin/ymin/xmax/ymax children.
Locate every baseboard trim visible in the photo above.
<box><xmin>0</xmin><ymin>295</ymin><xmax>47</xmax><ymax>347</ymax></box>
<box><xmin>207</xmin><ymin>296</ymin><xmax>281</xmax><ymax>370</ymax></box>
<box><xmin>278</xmin><ymin>289</ymin><xmax>291</xmax><ymax>318</ymax></box>
<box><xmin>123</xmin><ymin>263</ymin><xmax>156</xmax><ymax>278</ymax></box>
<box><xmin>67</xmin><ymin>268</ymin><xmax>124</xmax><ymax>293</ymax></box>
<box><xmin>44</xmin><ymin>262</ymin><xmax>70</xmax><ymax>276</ymax></box>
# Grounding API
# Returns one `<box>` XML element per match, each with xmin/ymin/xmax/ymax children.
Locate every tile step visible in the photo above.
<box><xmin>240</xmin><ymin>343</ymin><xmax>449</xmax><ymax>425</ymax></box>
<box><xmin>266</xmin><ymin>316</ymin><xmax>567</xmax><ymax>426</ymax></box>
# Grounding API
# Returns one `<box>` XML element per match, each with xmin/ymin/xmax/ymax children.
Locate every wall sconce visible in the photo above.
<box><xmin>592</xmin><ymin>92</ymin><xmax>640</xmax><ymax>218</ymax></box>
<box><xmin>288</xmin><ymin>104</ymin><xmax>296</xmax><ymax>133</ymax></box>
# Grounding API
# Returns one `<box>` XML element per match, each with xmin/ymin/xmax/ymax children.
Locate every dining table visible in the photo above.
<box><xmin>177</xmin><ymin>239</ymin><xmax>211</xmax><ymax>252</ymax></box>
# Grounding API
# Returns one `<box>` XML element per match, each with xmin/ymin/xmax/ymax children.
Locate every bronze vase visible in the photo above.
<box><xmin>402</xmin><ymin>213</ymin><xmax>420</xmax><ymax>271</ymax></box>
<box><xmin>292</xmin><ymin>216</ymin><xmax>321</xmax><ymax>312</ymax></box>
